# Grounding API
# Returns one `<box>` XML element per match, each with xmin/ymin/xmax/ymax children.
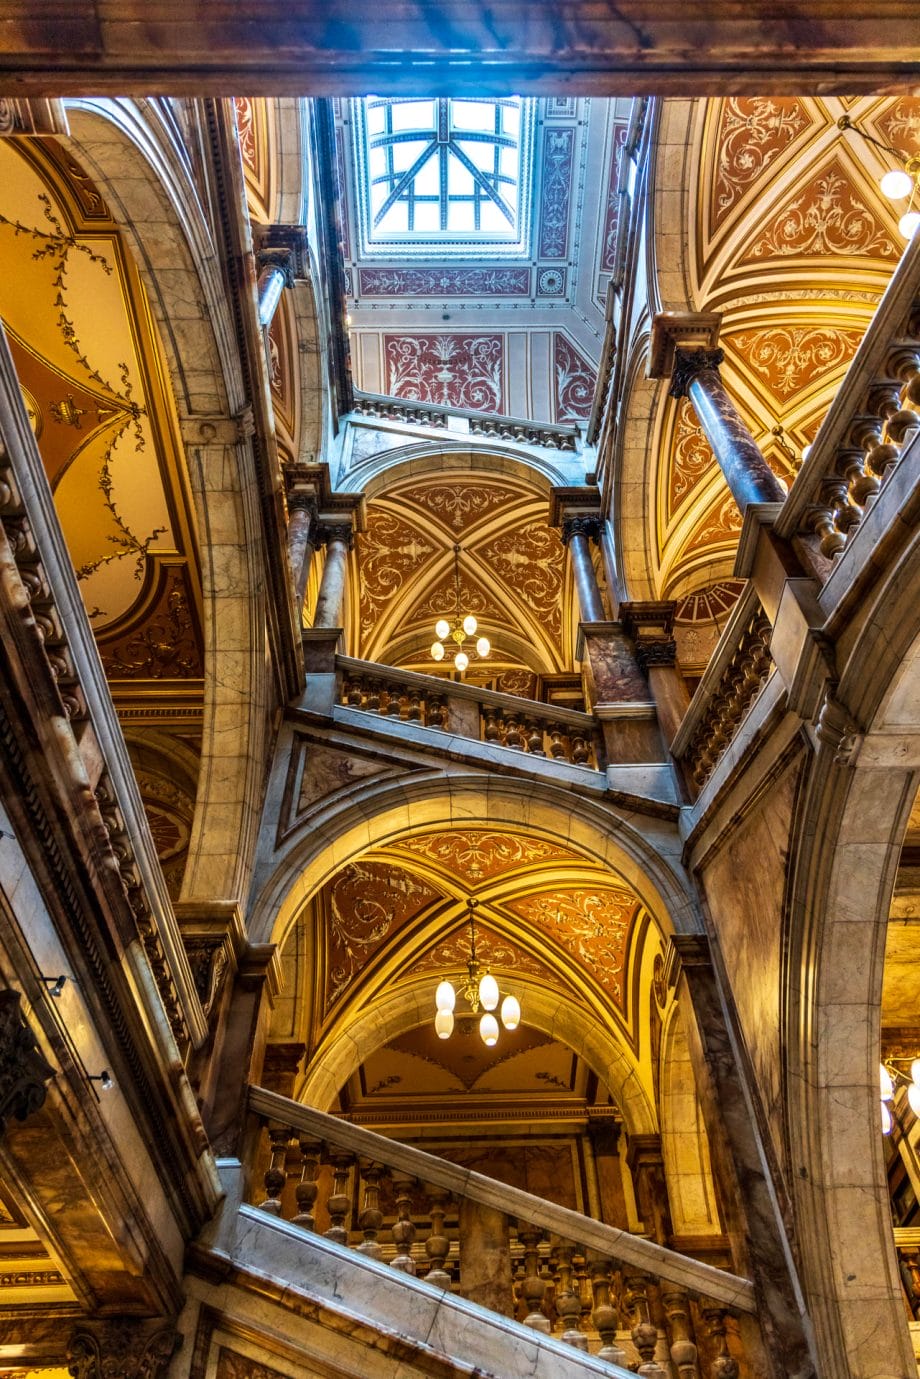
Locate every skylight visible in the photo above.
<box><xmin>352</xmin><ymin>97</ymin><xmax>535</xmax><ymax>259</ymax></box>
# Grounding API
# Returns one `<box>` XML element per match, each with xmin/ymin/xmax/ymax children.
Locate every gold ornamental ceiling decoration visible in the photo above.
<box><xmin>0</xmin><ymin>138</ymin><xmax>203</xmax><ymax>719</ymax></box>
<box><xmin>654</xmin><ymin>94</ymin><xmax>919</xmax><ymax>599</ymax></box>
<box><xmin>350</xmin><ymin>473</ymin><xmax>574</xmax><ymax>675</ymax></box>
<box><xmin>234</xmin><ymin>96</ymin><xmax>274</xmax><ymax>225</ymax></box>
<box><xmin>390</xmin><ymin>830</ymin><xmax>583</xmax><ymax>885</ymax></box>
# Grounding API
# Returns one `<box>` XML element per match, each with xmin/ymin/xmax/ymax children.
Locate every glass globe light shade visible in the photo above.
<box><xmin>479</xmin><ymin>1012</ymin><xmax>499</xmax><ymax>1046</ymax></box>
<box><xmin>801</xmin><ymin>444</ymin><xmax>813</xmax><ymax>463</ymax></box>
<box><xmin>476</xmin><ymin>636</ymin><xmax>490</xmax><ymax>658</ymax></box>
<box><xmin>500</xmin><ymin>994</ymin><xmax>521</xmax><ymax>1030</ymax></box>
<box><xmin>899</xmin><ymin>210</ymin><xmax>920</xmax><ymax>239</ymax></box>
<box><xmin>463</xmin><ymin>614</ymin><xmax>478</xmax><ymax>637</ymax></box>
<box><xmin>881</xmin><ymin>168</ymin><xmax>914</xmax><ymax>200</ymax></box>
<box><xmin>435</xmin><ymin>619</ymin><xmax>451</xmax><ymax>641</ymax></box>
<box><xmin>431</xmin><ymin>641</ymin><xmax>445</xmax><ymax>661</ymax></box>
<box><xmin>454</xmin><ymin>650</ymin><xmax>469</xmax><ymax>672</ymax></box>
<box><xmin>436</xmin><ymin>979</ymin><xmax>456</xmax><ymax>1012</ymax></box>
<box><xmin>478</xmin><ymin>971</ymin><xmax>500</xmax><ymax>1012</ymax></box>
<box><xmin>911</xmin><ymin>1058</ymin><xmax>920</xmax><ymax>1086</ymax></box>
<box><xmin>881</xmin><ymin>1063</ymin><xmax>895</xmax><ymax>1100</ymax></box>
<box><xmin>909</xmin><ymin>1083</ymin><xmax>920</xmax><ymax>1119</ymax></box>
<box><xmin>435</xmin><ymin>1008</ymin><xmax>455</xmax><ymax>1040</ymax></box>
<box><xmin>882</xmin><ymin>1100</ymin><xmax>893</xmax><ymax>1135</ymax></box>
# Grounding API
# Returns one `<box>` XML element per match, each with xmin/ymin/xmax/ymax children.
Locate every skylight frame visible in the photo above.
<box><xmin>351</xmin><ymin>96</ymin><xmax>536</xmax><ymax>260</ymax></box>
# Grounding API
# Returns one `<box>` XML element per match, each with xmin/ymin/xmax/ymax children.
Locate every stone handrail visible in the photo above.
<box><xmin>248</xmin><ymin>1084</ymin><xmax>756</xmax><ymax>1318</ymax></box>
<box><xmin>351</xmin><ymin>389</ymin><xmax>580</xmax><ymax>453</ymax></box>
<box><xmin>0</xmin><ymin>323</ymin><xmax>207</xmax><ymax>1052</ymax></box>
<box><xmin>776</xmin><ymin>233</ymin><xmax>920</xmax><ymax>563</ymax></box>
<box><xmin>670</xmin><ymin>583</ymin><xmax>773</xmax><ymax>792</ymax></box>
<box><xmin>337</xmin><ymin>655</ymin><xmax>605</xmax><ymax>770</ymax></box>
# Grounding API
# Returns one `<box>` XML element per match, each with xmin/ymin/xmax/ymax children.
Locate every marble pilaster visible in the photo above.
<box><xmin>458</xmin><ymin>1198</ymin><xmax>514</xmax><ymax>1317</ymax></box>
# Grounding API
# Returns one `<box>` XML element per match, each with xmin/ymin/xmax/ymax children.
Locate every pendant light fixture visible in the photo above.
<box><xmin>430</xmin><ymin>544</ymin><xmax>490</xmax><ymax>674</ymax></box>
<box><xmin>434</xmin><ymin>899</ymin><xmax>521</xmax><ymax>1047</ymax></box>
<box><xmin>838</xmin><ymin>114</ymin><xmax>920</xmax><ymax>240</ymax></box>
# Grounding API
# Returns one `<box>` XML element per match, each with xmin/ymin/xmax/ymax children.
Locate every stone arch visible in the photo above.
<box><xmin>249</xmin><ymin>767</ymin><xmax>699</xmax><ymax>952</ymax></box>
<box><xmin>297</xmin><ymin>974</ymin><xmax>658</xmax><ymax>1136</ymax></box>
<box><xmin>785</xmin><ymin>527</ymin><xmax>920</xmax><ymax>1377</ymax></box>
<box><xmin>63</xmin><ymin>97</ymin><xmax>268</xmax><ymax>909</ymax></box>
<box><xmin>340</xmin><ymin>438</ymin><xmax>578</xmax><ymax>496</ymax></box>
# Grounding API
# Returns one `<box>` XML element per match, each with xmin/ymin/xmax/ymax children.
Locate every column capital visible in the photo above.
<box><xmin>315</xmin><ymin>521</ymin><xmax>354</xmax><ymax>551</ymax></box>
<box><xmin>0</xmin><ymin>990</ymin><xmax>54</xmax><ymax>1134</ymax></box>
<box><xmin>561</xmin><ymin>514</ymin><xmax>603</xmax><ymax>546</ymax></box>
<box><xmin>548</xmin><ymin>483</ymin><xmax>602</xmax><ymax>530</ymax></box>
<box><xmin>669</xmin><ymin>346</ymin><xmax>725</xmax><ymax>400</ymax></box>
<box><xmin>648</xmin><ymin>311</ymin><xmax>722</xmax><ymax>380</ymax></box>
<box><xmin>67</xmin><ymin>1318</ymin><xmax>179</xmax><ymax>1379</ymax></box>
<box><xmin>254</xmin><ymin>223</ymin><xmax>311</xmax><ymax>285</ymax></box>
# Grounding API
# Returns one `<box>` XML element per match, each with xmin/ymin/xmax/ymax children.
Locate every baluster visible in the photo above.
<box><xmin>482</xmin><ymin>704</ymin><xmax>502</xmax><ymax>744</ymax></box>
<box><xmin>423</xmin><ymin>1186</ymin><xmax>452</xmax><ymax>1289</ymax></box>
<box><xmin>390</xmin><ymin>1172</ymin><xmax>418</xmax><ymax>1274</ymax></box>
<box><xmin>356</xmin><ymin>1159</ymin><xmax>385</xmax><ymax>1259</ymax></box>
<box><xmin>407</xmin><ymin>689</ymin><xmax>422</xmax><ymax>722</ymax></box>
<box><xmin>518</xmin><ymin>1224</ymin><xmax>551</xmax><ymax>1333</ymax></box>
<box><xmin>804</xmin><ymin>499</ymin><xmax>847</xmax><ymax>558</ymax></box>
<box><xmin>257</xmin><ymin>1123</ymin><xmax>291</xmax><ymax>1215</ymax></box>
<box><xmin>385</xmin><ymin>688</ymin><xmax>403</xmax><ymax>718</ymax></box>
<box><xmin>662</xmin><ymin>1288</ymin><xmax>700</xmax><ymax>1378</ymax></box>
<box><xmin>343</xmin><ymin>675</ymin><xmax>360</xmax><ymax>708</ymax></box>
<box><xmin>570</xmin><ymin>730</ymin><xmax>590</xmax><ymax>765</ymax></box>
<box><xmin>525</xmin><ymin>719</ymin><xmax>545</xmax><ymax>756</ymax></box>
<box><xmin>366</xmin><ymin>678</ymin><xmax>381</xmax><ymax>714</ymax></box>
<box><xmin>504</xmin><ymin>713</ymin><xmax>525</xmax><ymax>751</ymax></box>
<box><xmin>324</xmin><ymin>1150</ymin><xmax>354</xmax><ymax>1245</ymax></box>
<box><xmin>548</xmin><ymin>727</ymin><xmax>567</xmax><ymax>760</ymax></box>
<box><xmin>625</xmin><ymin>1273</ymin><xmax>668</xmax><ymax>1377</ymax></box>
<box><xmin>588</xmin><ymin>1254</ymin><xmax>627</xmax><ymax>1365</ymax></box>
<box><xmin>700</xmin><ymin>1305</ymin><xmax>739</xmax><ymax>1378</ymax></box>
<box><xmin>837</xmin><ymin>437</ymin><xmax>878</xmax><ymax>514</ymax></box>
<box><xmin>886</xmin><ymin>346</ymin><xmax>920</xmax><ymax>447</ymax></box>
<box><xmin>292</xmin><ymin>1136</ymin><xmax>322</xmax><ymax>1230</ymax></box>
<box><xmin>551</xmin><ymin>1243</ymin><xmax>588</xmax><ymax>1351</ymax></box>
<box><xmin>428</xmin><ymin>695</ymin><xmax>446</xmax><ymax>729</ymax></box>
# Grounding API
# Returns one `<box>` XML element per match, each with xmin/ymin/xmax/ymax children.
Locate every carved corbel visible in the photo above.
<box><xmin>67</xmin><ymin>1318</ymin><xmax>179</xmax><ymax>1379</ymax></box>
<box><xmin>815</xmin><ymin>688</ymin><xmax>863</xmax><ymax>767</ymax></box>
<box><xmin>0</xmin><ymin>990</ymin><xmax>54</xmax><ymax>1133</ymax></box>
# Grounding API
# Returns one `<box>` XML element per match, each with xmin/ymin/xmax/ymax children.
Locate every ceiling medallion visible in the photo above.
<box><xmin>434</xmin><ymin>899</ymin><xmax>521</xmax><ymax>1047</ymax></box>
<box><xmin>430</xmin><ymin>543</ymin><xmax>490</xmax><ymax>674</ymax></box>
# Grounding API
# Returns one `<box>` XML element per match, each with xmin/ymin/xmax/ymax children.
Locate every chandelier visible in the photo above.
<box><xmin>838</xmin><ymin>114</ymin><xmax>920</xmax><ymax>240</ymax></box>
<box><xmin>430</xmin><ymin>544</ymin><xmax>490</xmax><ymax>673</ymax></box>
<box><xmin>434</xmin><ymin>899</ymin><xmax>521</xmax><ymax>1046</ymax></box>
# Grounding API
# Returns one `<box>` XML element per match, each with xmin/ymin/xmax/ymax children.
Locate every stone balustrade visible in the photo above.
<box><xmin>777</xmin><ymin>234</ymin><xmax>920</xmax><ymax>566</ymax></box>
<box><xmin>248</xmin><ymin>1085</ymin><xmax>754</xmax><ymax>1375</ymax></box>
<box><xmin>351</xmin><ymin>390</ymin><xmax>580</xmax><ymax>452</ymax></box>
<box><xmin>670</xmin><ymin>584</ymin><xmax>773</xmax><ymax>794</ymax></box>
<box><xmin>337</xmin><ymin>656</ymin><xmax>605</xmax><ymax>770</ymax></box>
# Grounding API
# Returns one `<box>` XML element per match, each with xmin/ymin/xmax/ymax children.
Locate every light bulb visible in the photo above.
<box><xmin>463</xmin><ymin>614</ymin><xmax>478</xmax><ymax>637</ymax></box>
<box><xmin>454</xmin><ymin>650</ymin><xmax>469</xmax><ymax>672</ymax></box>
<box><xmin>476</xmin><ymin>636</ymin><xmax>490</xmax><ymax>658</ymax></box>
<box><xmin>881</xmin><ymin>1063</ymin><xmax>895</xmax><ymax>1100</ymax></box>
<box><xmin>911</xmin><ymin>1059</ymin><xmax>920</xmax><ymax>1087</ymax></box>
<box><xmin>435</xmin><ymin>619</ymin><xmax>450</xmax><ymax>641</ymax></box>
<box><xmin>899</xmin><ymin>210</ymin><xmax>920</xmax><ymax>239</ymax></box>
<box><xmin>909</xmin><ymin>1083</ymin><xmax>920</xmax><ymax>1119</ymax></box>
<box><xmin>881</xmin><ymin>168</ymin><xmax>914</xmax><ymax>200</ymax></box>
<box><xmin>479</xmin><ymin>1012</ymin><xmax>499</xmax><ymax>1046</ymax></box>
<box><xmin>431</xmin><ymin>640</ymin><xmax>445</xmax><ymax>661</ymax></box>
<box><xmin>882</xmin><ymin>1100</ymin><xmax>893</xmax><ymax>1135</ymax></box>
<box><xmin>436</xmin><ymin>979</ymin><xmax>456</xmax><ymax>1012</ymax></box>
<box><xmin>501</xmin><ymin>994</ymin><xmax>521</xmax><ymax>1030</ymax></box>
<box><xmin>435</xmin><ymin>1008</ymin><xmax>454</xmax><ymax>1039</ymax></box>
<box><xmin>478</xmin><ymin>971</ymin><xmax>499</xmax><ymax>1011</ymax></box>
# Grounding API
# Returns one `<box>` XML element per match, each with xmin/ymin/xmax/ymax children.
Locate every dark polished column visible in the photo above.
<box><xmin>621</xmin><ymin>601</ymin><xmax>690</xmax><ymax>747</ymax></box>
<box><xmin>313</xmin><ymin>523</ymin><xmax>353</xmax><ymax>629</ymax></box>
<box><xmin>285</xmin><ymin>486</ymin><xmax>316</xmax><ymax>613</ymax></box>
<box><xmin>670</xmin><ymin>348</ymin><xmax>785</xmax><ymax>509</ymax></box>
<box><xmin>561</xmin><ymin>515</ymin><xmax>606</xmax><ymax>624</ymax></box>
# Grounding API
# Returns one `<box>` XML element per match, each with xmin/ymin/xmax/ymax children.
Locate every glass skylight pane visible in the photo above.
<box><xmin>391</xmin><ymin>100</ymin><xmax>434</xmax><ymax>131</ymax></box>
<box><xmin>455</xmin><ymin>102</ymin><xmax>495</xmax><ymax>132</ymax></box>
<box><xmin>450</xmin><ymin>202</ymin><xmax>476</xmax><ymax>231</ymax></box>
<box><xmin>414</xmin><ymin>203</ymin><xmax>440</xmax><ymax>232</ymax></box>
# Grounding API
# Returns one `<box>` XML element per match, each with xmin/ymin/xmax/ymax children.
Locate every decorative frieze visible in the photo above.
<box><xmin>0</xmin><ymin>991</ymin><xmax>54</xmax><ymax>1134</ymax></box>
<box><xmin>67</xmin><ymin>1318</ymin><xmax>179</xmax><ymax>1379</ymax></box>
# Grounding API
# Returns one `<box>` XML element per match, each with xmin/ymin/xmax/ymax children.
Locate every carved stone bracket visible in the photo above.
<box><xmin>0</xmin><ymin>991</ymin><xmax>54</xmax><ymax>1134</ymax></box>
<box><xmin>647</xmin><ymin>311</ymin><xmax>722</xmax><ymax>379</ymax></box>
<box><xmin>67</xmin><ymin>1318</ymin><xmax>179</xmax><ymax>1379</ymax></box>
<box><xmin>814</xmin><ymin>688</ymin><xmax>863</xmax><ymax>767</ymax></box>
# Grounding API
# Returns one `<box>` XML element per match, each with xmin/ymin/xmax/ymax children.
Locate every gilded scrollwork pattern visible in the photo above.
<box><xmin>410</xmin><ymin>923</ymin><xmax>551</xmax><ymax>982</ymax></box>
<box><xmin>384</xmin><ymin>334</ymin><xmax>505</xmax><ymax>413</ymax></box>
<box><xmin>400</xmin><ymin>480</ymin><xmax>522</xmax><ymax>534</ymax></box>
<box><xmin>506</xmin><ymin>888</ymin><xmax>641</xmax><ymax>1009</ymax></box>
<box><xmin>326</xmin><ymin>862</ymin><xmax>442</xmax><ymax>1005</ymax></box>
<box><xmin>729</xmin><ymin>325</ymin><xmax>864</xmax><ymax>401</ymax></box>
<box><xmin>669</xmin><ymin>399</ymin><xmax>715</xmax><ymax>514</ymax></box>
<box><xmin>711</xmin><ymin>97</ymin><xmax>811</xmax><ymax>230</ymax></box>
<box><xmin>477</xmin><ymin>521</ymin><xmax>565</xmax><ymax>645</ymax></box>
<box><xmin>394</xmin><ymin>830</ymin><xmax>579</xmax><ymax>882</ymax></box>
<box><xmin>357</xmin><ymin>509</ymin><xmax>437</xmax><ymax>639</ymax></box>
<box><xmin>745</xmin><ymin>161</ymin><xmax>898</xmax><ymax>262</ymax></box>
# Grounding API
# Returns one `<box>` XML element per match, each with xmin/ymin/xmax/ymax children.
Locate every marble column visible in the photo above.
<box><xmin>622</xmin><ymin>602</ymin><xmax>690</xmax><ymax>747</ymax></box>
<box><xmin>458</xmin><ymin>1198</ymin><xmax>514</xmax><ymax>1316</ymax></box>
<box><xmin>670</xmin><ymin>348</ymin><xmax>785</xmax><ymax>510</ymax></box>
<box><xmin>666</xmin><ymin>934</ymin><xmax>818</xmax><ymax>1379</ymax></box>
<box><xmin>257</xmin><ymin>261</ymin><xmax>288</xmax><ymax>327</ymax></box>
<box><xmin>313</xmin><ymin>523</ymin><xmax>353</xmax><ymax>629</ymax></box>
<box><xmin>285</xmin><ymin>486</ymin><xmax>316</xmax><ymax>614</ymax></box>
<box><xmin>561</xmin><ymin>515</ymin><xmax>606</xmax><ymax>624</ymax></box>
<box><xmin>627</xmin><ymin>1133</ymin><xmax>673</xmax><ymax>1246</ymax></box>
<box><xmin>587</xmin><ymin>1115</ymin><xmax>630</xmax><ymax>1228</ymax></box>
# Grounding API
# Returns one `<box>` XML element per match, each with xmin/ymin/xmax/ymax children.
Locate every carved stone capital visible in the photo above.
<box><xmin>285</xmin><ymin>487</ymin><xmax>317</xmax><ymax>517</ymax></box>
<box><xmin>669</xmin><ymin>346</ymin><xmax>725</xmax><ymax>400</ymax></box>
<box><xmin>254</xmin><ymin>224</ymin><xmax>311</xmax><ymax>284</ymax></box>
<box><xmin>647</xmin><ymin>310</ymin><xmax>722</xmax><ymax>379</ymax></box>
<box><xmin>67</xmin><ymin>1318</ymin><xmax>179</xmax><ymax>1379</ymax></box>
<box><xmin>316</xmin><ymin>522</ymin><xmax>354</xmax><ymax>551</ymax></box>
<box><xmin>184</xmin><ymin>939</ymin><xmax>231</xmax><ymax>1019</ymax></box>
<box><xmin>560</xmin><ymin>515</ymin><xmax>602</xmax><ymax>546</ymax></box>
<box><xmin>815</xmin><ymin>688</ymin><xmax>862</xmax><ymax>766</ymax></box>
<box><xmin>636</xmin><ymin>639</ymin><xmax>678</xmax><ymax>671</ymax></box>
<box><xmin>0</xmin><ymin>990</ymin><xmax>54</xmax><ymax>1133</ymax></box>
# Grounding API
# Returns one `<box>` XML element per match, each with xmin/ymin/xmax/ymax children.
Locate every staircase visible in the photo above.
<box><xmin>180</xmin><ymin>1088</ymin><xmax>756</xmax><ymax>1378</ymax></box>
